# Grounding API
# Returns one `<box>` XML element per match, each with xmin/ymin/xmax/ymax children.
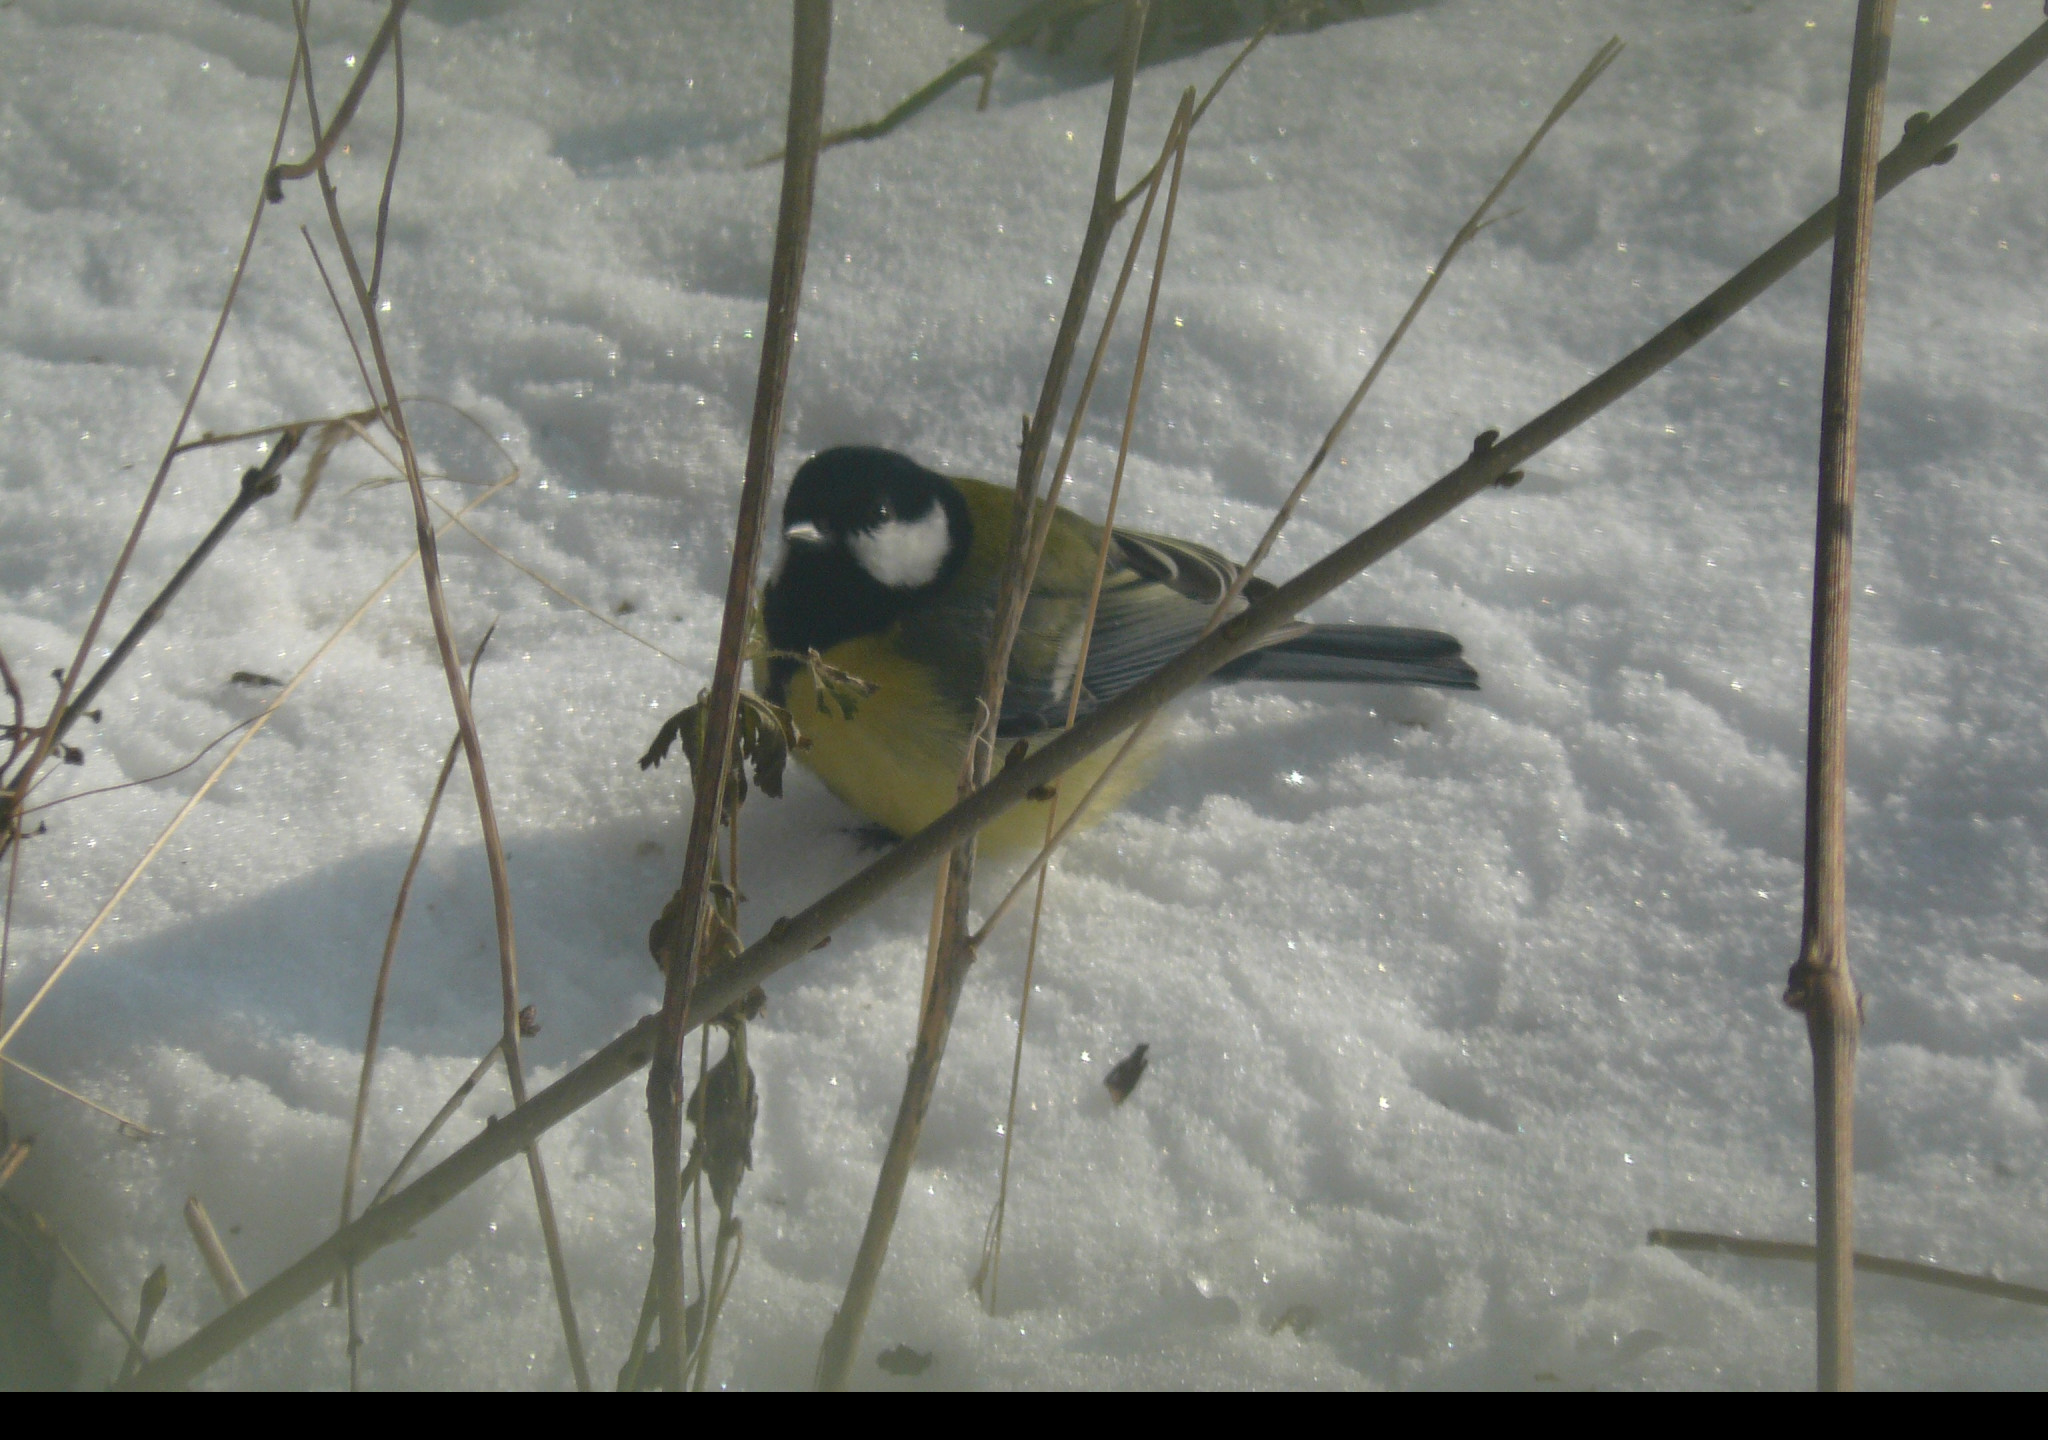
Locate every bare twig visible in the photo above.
<box><xmin>426</xmin><ymin>494</ymin><xmax>691</xmax><ymax>666</ymax></box>
<box><xmin>335</xmin><ymin>626</ymin><xmax>492</xmax><ymax>1382</ymax></box>
<box><xmin>0</xmin><ymin>40</ymin><xmax>304</xmax><ymax>861</ymax></box>
<box><xmin>615</xmin><ymin>1149</ymin><xmax>701</xmax><ymax>1392</ymax></box>
<box><xmin>118</xmin><ymin>24</ymin><xmax>2048</xmax><ymax>1389</ymax></box>
<box><xmin>972</xmin><ymin>37</ymin><xmax>1621</xmax><ymax>955</ymax></box>
<box><xmin>184</xmin><ymin>1195</ymin><xmax>247</xmax><ymax>1305</ymax></box>
<box><xmin>646</xmin><ymin>0</ymin><xmax>832</xmax><ymax>1390</ymax></box>
<box><xmin>54</xmin><ymin>430</ymin><xmax>305</xmax><ymax>750</ymax></box>
<box><xmin>761</xmin><ymin>0</ymin><xmax>1117</xmax><ymax>163</ymax></box>
<box><xmin>1216</xmin><ymin>37</ymin><xmax>1622</xmax><ymax>617</ymax></box>
<box><xmin>689</xmin><ymin>1218</ymin><xmax>744</xmax><ymax>1390</ymax></box>
<box><xmin>1</xmin><ymin>806</ymin><xmax>20</xmax><ymax>1042</ymax></box>
<box><xmin>0</xmin><ymin>1053</ymin><xmax>157</xmax><ymax>1136</ymax></box>
<box><xmin>979</xmin><ymin>85</ymin><xmax>1194</xmax><ymax>1314</ymax></box>
<box><xmin>0</xmin><ymin>1203</ymin><xmax>148</xmax><ymax>1366</ymax></box>
<box><xmin>0</xmin><ymin>1137</ymin><xmax>29</xmax><ymax>1190</ymax></box>
<box><xmin>292</xmin><ymin>0</ymin><xmax>589</xmax><ymax>1385</ymax></box>
<box><xmin>169</xmin><ymin>412</ymin><xmax>376</xmax><ymax>458</ymax></box>
<box><xmin>1110</xmin><ymin>0</ymin><xmax>1301</xmax><ymax>215</ymax></box>
<box><xmin>1647</xmin><ymin>1229</ymin><xmax>2048</xmax><ymax>1308</ymax></box>
<box><xmin>367</xmin><ymin>1040</ymin><xmax>505</xmax><ymax>1209</ymax></box>
<box><xmin>0</xmin><ymin>476</ymin><xmax>518</xmax><ymax>1061</ymax></box>
<box><xmin>266</xmin><ymin>0</ymin><xmax>410</xmax><ymax>200</ymax></box>
<box><xmin>17</xmin><ymin>716</ymin><xmax>263</xmax><ymax>819</ymax></box>
<box><xmin>0</xmin><ymin>646</ymin><xmax>24</xmax><ymax>774</ymax></box>
<box><xmin>815</xmin><ymin>0</ymin><xmax>1150</xmax><ymax>1391</ymax></box>
<box><xmin>1782</xmin><ymin>0</ymin><xmax>1896</xmax><ymax>1393</ymax></box>
<box><xmin>368</xmin><ymin>23</ymin><xmax>405</xmax><ymax>305</ymax></box>
<box><xmin>1019</xmin><ymin>88</ymin><xmax>1195</xmax><ymax>637</ymax></box>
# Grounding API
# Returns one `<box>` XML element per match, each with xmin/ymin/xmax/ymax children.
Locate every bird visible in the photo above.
<box><xmin>757</xmin><ymin>446</ymin><xmax>1477</xmax><ymax>847</ymax></box>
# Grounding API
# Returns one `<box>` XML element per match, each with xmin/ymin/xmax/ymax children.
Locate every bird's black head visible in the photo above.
<box><xmin>761</xmin><ymin>447</ymin><xmax>972</xmax><ymax>700</ymax></box>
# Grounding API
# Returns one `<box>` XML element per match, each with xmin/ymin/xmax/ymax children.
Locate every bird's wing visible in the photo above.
<box><xmin>997</xmin><ymin>527</ymin><xmax>1299</xmax><ymax>738</ymax></box>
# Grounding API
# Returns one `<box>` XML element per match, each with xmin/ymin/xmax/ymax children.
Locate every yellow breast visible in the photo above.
<box><xmin>763</xmin><ymin>633</ymin><xmax>1158</xmax><ymax>851</ymax></box>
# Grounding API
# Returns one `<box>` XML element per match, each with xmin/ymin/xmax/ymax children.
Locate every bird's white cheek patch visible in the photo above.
<box><xmin>849</xmin><ymin>507</ymin><xmax>951</xmax><ymax>589</ymax></box>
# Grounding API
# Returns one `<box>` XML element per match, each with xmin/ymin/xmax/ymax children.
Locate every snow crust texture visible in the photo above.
<box><xmin>1</xmin><ymin>0</ymin><xmax>2044</xmax><ymax>1390</ymax></box>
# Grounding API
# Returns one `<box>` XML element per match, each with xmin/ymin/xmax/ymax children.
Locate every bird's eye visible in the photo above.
<box><xmin>872</xmin><ymin>497</ymin><xmax>893</xmax><ymax>525</ymax></box>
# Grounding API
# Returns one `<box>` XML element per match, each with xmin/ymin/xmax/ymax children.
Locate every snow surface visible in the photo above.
<box><xmin>2</xmin><ymin>0</ymin><xmax>2046</xmax><ymax>1391</ymax></box>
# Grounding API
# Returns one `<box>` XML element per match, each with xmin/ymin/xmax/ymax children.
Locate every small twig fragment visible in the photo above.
<box><xmin>184</xmin><ymin>1196</ymin><xmax>247</xmax><ymax>1305</ymax></box>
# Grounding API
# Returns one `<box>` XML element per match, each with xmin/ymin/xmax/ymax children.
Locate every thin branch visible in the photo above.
<box><xmin>814</xmin><ymin>0</ymin><xmax>1149</xmax><ymax>1392</ymax></box>
<box><xmin>980</xmin><ymin>86</ymin><xmax>1194</xmax><ymax>1314</ymax></box>
<box><xmin>1783</xmin><ymin>0</ymin><xmax>1896</xmax><ymax>1393</ymax></box>
<box><xmin>1647</xmin><ymin>1229</ymin><xmax>2048</xmax><ymax>1308</ymax></box>
<box><xmin>0</xmin><ymin>476</ymin><xmax>518</xmax><ymax>1061</ymax></box>
<box><xmin>0</xmin><ymin>39</ymin><xmax>304</xmax><ymax>859</ymax></box>
<box><xmin>118</xmin><ymin>23</ymin><xmax>2048</xmax><ymax>1389</ymax></box>
<box><xmin>53</xmin><ymin>430</ymin><xmax>305</xmax><ymax>751</ymax></box>
<box><xmin>1020</xmin><ymin>88</ymin><xmax>1194</xmax><ymax>635</ymax></box>
<box><xmin>184</xmin><ymin>1195</ymin><xmax>247</xmax><ymax>1305</ymax></box>
<box><xmin>760</xmin><ymin>0</ymin><xmax>1118</xmax><ymax>164</ymax></box>
<box><xmin>0</xmin><ymin>1203</ymin><xmax>149</xmax><ymax>1366</ymax></box>
<box><xmin>335</xmin><ymin>626</ymin><xmax>492</xmax><ymax>1380</ymax></box>
<box><xmin>426</xmin><ymin>495</ymin><xmax>691</xmax><ymax>667</ymax></box>
<box><xmin>368</xmin><ymin>23</ymin><xmax>405</xmax><ymax>305</ymax></box>
<box><xmin>616</xmin><ymin>1148</ymin><xmax>703</xmax><ymax>1392</ymax></box>
<box><xmin>367</xmin><ymin>1041</ymin><xmax>505</xmax><ymax>1209</ymax></box>
<box><xmin>971</xmin><ymin>38</ymin><xmax>1623</xmax><ymax>951</ymax></box>
<box><xmin>170</xmin><ymin>412</ymin><xmax>377</xmax><ymax>458</ymax></box>
<box><xmin>647</xmin><ymin>0</ymin><xmax>832</xmax><ymax>1390</ymax></box>
<box><xmin>301</xmin><ymin>227</ymin><xmax>383</xmax><ymax>419</ymax></box>
<box><xmin>266</xmin><ymin>0</ymin><xmax>410</xmax><ymax>200</ymax></box>
<box><xmin>0</xmin><ymin>1137</ymin><xmax>29</xmax><ymax>1190</ymax></box>
<box><xmin>18</xmin><ymin>717</ymin><xmax>263</xmax><ymax>819</ymax></box>
<box><xmin>1110</xmin><ymin>0</ymin><xmax>1300</xmax><ymax>215</ymax></box>
<box><xmin>1</xmin><ymin>798</ymin><xmax>20</xmax><ymax>1037</ymax></box>
<box><xmin>0</xmin><ymin>1053</ymin><xmax>158</xmax><ymax>1137</ymax></box>
<box><xmin>1215</xmin><ymin>37</ymin><xmax>1622</xmax><ymax>617</ymax></box>
<box><xmin>294</xmin><ymin>1</ymin><xmax>588</xmax><ymax>1386</ymax></box>
<box><xmin>0</xmin><ymin>645</ymin><xmax>24</xmax><ymax>774</ymax></box>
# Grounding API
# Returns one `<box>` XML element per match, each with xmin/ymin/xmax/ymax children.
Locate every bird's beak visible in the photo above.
<box><xmin>784</xmin><ymin>521</ymin><xmax>827</xmax><ymax>545</ymax></box>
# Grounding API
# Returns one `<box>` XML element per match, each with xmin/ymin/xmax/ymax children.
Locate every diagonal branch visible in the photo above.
<box><xmin>0</xmin><ymin>43</ymin><xmax>304</xmax><ymax>864</ymax></box>
<box><xmin>118</xmin><ymin>17</ymin><xmax>2048</xmax><ymax>1389</ymax></box>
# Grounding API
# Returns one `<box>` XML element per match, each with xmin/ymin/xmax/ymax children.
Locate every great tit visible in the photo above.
<box><xmin>758</xmin><ymin>446</ymin><xmax>1478</xmax><ymax>847</ymax></box>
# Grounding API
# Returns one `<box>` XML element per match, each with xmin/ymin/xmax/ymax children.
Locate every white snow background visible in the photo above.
<box><xmin>2</xmin><ymin>0</ymin><xmax>2045</xmax><ymax>1390</ymax></box>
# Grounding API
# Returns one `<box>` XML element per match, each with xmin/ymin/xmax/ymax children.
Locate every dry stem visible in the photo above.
<box><xmin>335</xmin><ymin>628</ymin><xmax>493</xmax><ymax>1383</ymax></box>
<box><xmin>0</xmin><ymin>43</ymin><xmax>304</xmax><ymax>862</ymax></box>
<box><xmin>289</xmin><ymin>0</ymin><xmax>589</xmax><ymax>1383</ymax></box>
<box><xmin>814</xmin><ymin>0</ymin><xmax>1150</xmax><ymax>1390</ymax></box>
<box><xmin>0</xmin><ymin>1203</ymin><xmax>149</xmax><ymax>1367</ymax></box>
<box><xmin>183</xmin><ymin>1195</ymin><xmax>247</xmax><ymax>1305</ymax></box>
<box><xmin>1648</xmin><ymin>1229</ymin><xmax>2048</xmax><ymax>1308</ymax></box>
<box><xmin>117</xmin><ymin>20</ymin><xmax>2048</xmax><ymax>1389</ymax></box>
<box><xmin>368</xmin><ymin>1040</ymin><xmax>505</xmax><ymax>1209</ymax></box>
<box><xmin>266</xmin><ymin>0</ymin><xmax>410</xmax><ymax>198</ymax></box>
<box><xmin>0</xmin><ymin>477</ymin><xmax>517</xmax><ymax>1062</ymax></box>
<box><xmin>1783</xmin><ymin>0</ymin><xmax>1896</xmax><ymax>1392</ymax></box>
<box><xmin>979</xmin><ymin>86</ymin><xmax>1194</xmax><ymax>1314</ymax></box>
<box><xmin>54</xmin><ymin>430</ymin><xmax>304</xmax><ymax>751</ymax></box>
<box><xmin>971</xmin><ymin>37</ymin><xmax>1622</xmax><ymax>953</ymax></box>
<box><xmin>0</xmin><ymin>1054</ymin><xmax>157</xmax><ymax>1137</ymax></box>
<box><xmin>645</xmin><ymin>0</ymin><xmax>833</xmax><ymax>1389</ymax></box>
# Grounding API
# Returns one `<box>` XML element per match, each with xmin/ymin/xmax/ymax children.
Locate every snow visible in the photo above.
<box><xmin>2</xmin><ymin>0</ymin><xmax>2045</xmax><ymax>1390</ymax></box>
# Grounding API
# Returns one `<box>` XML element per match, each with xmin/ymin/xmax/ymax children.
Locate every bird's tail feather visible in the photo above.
<box><xmin>1215</xmin><ymin>624</ymin><xmax>1479</xmax><ymax>690</ymax></box>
